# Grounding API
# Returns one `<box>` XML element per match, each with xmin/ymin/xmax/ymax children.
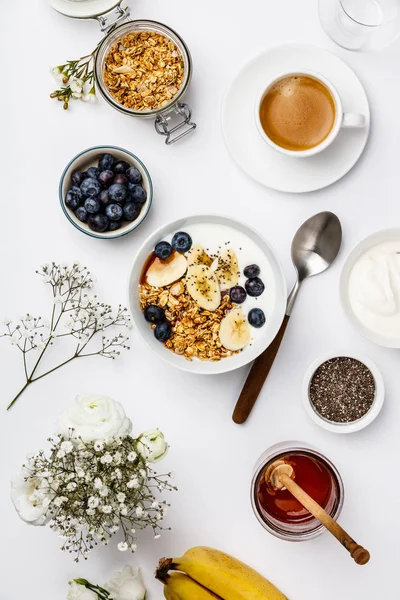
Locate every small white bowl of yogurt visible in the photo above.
<box><xmin>340</xmin><ymin>229</ymin><xmax>400</xmax><ymax>348</ymax></box>
<box><xmin>128</xmin><ymin>215</ymin><xmax>287</xmax><ymax>374</ymax></box>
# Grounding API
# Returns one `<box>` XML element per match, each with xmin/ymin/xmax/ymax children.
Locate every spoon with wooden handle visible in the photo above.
<box><xmin>265</xmin><ymin>460</ymin><xmax>370</xmax><ymax>565</ymax></box>
<box><xmin>232</xmin><ymin>211</ymin><xmax>342</xmax><ymax>424</ymax></box>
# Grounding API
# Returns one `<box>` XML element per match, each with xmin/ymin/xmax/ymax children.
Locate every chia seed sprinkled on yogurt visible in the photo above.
<box><xmin>309</xmin><ymin>357</ymin><xmax>375</xmax><ymax>423</ymax></box>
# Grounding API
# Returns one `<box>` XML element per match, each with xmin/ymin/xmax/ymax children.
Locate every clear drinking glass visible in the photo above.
<box><xmin>319</xmin><ymin>0</ymin><xmax>400</xmax><ymax>50</ymax></box>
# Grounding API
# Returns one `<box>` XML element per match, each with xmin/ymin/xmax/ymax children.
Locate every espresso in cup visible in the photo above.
<box><xmin>259</xmin><ymin>75</ymin><xmax>336</xmax><ymax>152</ymax></box>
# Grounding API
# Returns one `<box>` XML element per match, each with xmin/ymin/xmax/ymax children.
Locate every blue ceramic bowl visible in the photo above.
<box><xmin>59</xmin><ymin>145</ymin><xmax>153</xmax><ymax>239</ymax></box>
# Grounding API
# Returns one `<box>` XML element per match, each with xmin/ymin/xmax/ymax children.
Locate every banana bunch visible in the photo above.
<box><xmin>156</xmin><ymin>546</ymin><xmax>288</xmax><ymax>600</ymax></box>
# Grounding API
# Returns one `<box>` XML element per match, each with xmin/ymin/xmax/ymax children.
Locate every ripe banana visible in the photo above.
<box><xmin>162</xmin><ymin>572</ymin><xmax>222</xmax><ymax>599</ymax></box>
<box><xmin>211</xmin><ymin>248</ymin><xmax>240</xmax><ymax>291</ymax></box>
<box><xmin>219</xmin><ymin>308</ymin><xmax>251</xmax><ymax>351</ymax></box>
<box><xmin>187</xmin><ymin>243</ymin><xmax>213</xmax><ymax>267</ymax></box>
<box><xmin>146</xmin><ymin>252</ymin><xmax>187</xmax><ymax>287</ymax></box>
<box><xmin>186</xmin><ymin>265</ymin><xmax>221</xmax><ymax>310</ymax></box>
<box><xmin>157</xmin><ymin>547</ymin><xmax>288</xmax><ymax>600</ymax></box>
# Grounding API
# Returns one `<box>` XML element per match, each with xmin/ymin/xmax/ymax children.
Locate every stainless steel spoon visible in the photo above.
<box><xmin>232</xmin><ymin>211</ymin><xmax>343</xmax><ymax>424</ymax></box>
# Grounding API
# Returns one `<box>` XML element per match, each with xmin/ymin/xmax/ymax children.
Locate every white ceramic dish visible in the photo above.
<box><xmin>128</xmin><ymin>215</ymin><xmax>287</xmax><ymax>374</ymax></box>
<box><xmin>222</xmin><ymin>43</ymin><xmax>370</xmax><ymax>193</ymax></box>
<box><xmin>48</xmin><ymin>0</ymin><xmax>121</xmax><ymax>19</ymax></box>
<box><xmin>59</xmin><ymin>145</ymin><xmax>152</xmax><ymax>240</ymax></box>
<box><xmin>302</xmin><ymin>352</ymin><xmax>384</xmax><ymax>433</ymax></box>
<box><xmin>340</xmin><ymin>229</ymin><xmax>400</xmax><ymax>348</ymax></box>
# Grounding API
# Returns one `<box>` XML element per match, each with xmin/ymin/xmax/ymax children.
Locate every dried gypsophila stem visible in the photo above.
<box><xmin>24</xmin><ymin>432</ymin><xmax>176</xmax><ymax>562</ymax></box>
<box><xmin>50</xmin><ymin>45</ymin><xmax>99</xmax><ymax>109</ymax></box>
<box><xmin>1</xmin><ymin>262</ymin><xmax>131</xmax><ymax>410</ymax></box>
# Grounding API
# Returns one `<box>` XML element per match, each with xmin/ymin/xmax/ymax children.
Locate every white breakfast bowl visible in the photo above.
<box><xmin>302</xmin><ymin>352</ymin><xmax>385</xmax><ymax>433</ymax></box>
<box><xmin>301</xmin><ymin>351</ymin><xmax>385</xmax><ymax>433</ymax></box>
<box><xmin>340</xmin><ymin>229</ymin><xmax>400</xmax><ymax>348</ymax></box>
<box><xmin>59</xmin><ymin>145</ymin><xmax>153</xmax><ymax>240</ymax></box>
<box><xmin>128</xmin><ymin>215</ymin><xmax>287</xmax><ymax>374</ymax></box>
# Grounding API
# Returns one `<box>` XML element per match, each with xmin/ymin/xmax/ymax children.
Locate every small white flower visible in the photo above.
<box><xmin>127</xmin><ymin>451</ymin><xmax>137</xmax><ymax>462</ymax></box>
<box><xmin>21</xmin><ymin>328</ymin><xmax>31</xmax><ymax>338</ymax></box>
<box><xmin>82</xmin><ymin>91</ymin><xmax>96</xmax><ymax>103</ymax></box>
<box><xmin>54</xmin><ymin>496</ymin><xmax>67</xmax><ymax>507</ymax></box>
<box><xmin>77</xmin><ymin>469</ymin><xmax>86</xmax><ymax>478</ymax></box>
<box><xmin>102</xmin><ymin>505</ymin><xmax>112</xmax><ymax>514</ymax></box>
<box><xmin>51</xmin><ymin>435</ymin><xmax>61</xmax><ymax>445</ymax></box>
<box><xmin>60</xmin><ymin>440</ymin><xmax>73</xmax><ymax>454</ymax></box>
<box><xmin>86</xmin><ymin>508</ymin><xmax>96</xmax><ymax>516</ymax></box>
<box><xmin>130</xmin><ymin>543</ymin><xmax>137</xmax><ymax>551</ymax></box>
<box><xmin>154</xmin><ymin>534</ymin><xmax>161</xmax><ymax>539</ymax></box>
<box><xmin>110</xmin><ymin>525</ymin><xmax>119</xmax><ymax>534</ymax></box>
<box><xmin>151</xmin><ymin>501</ymin><xmax>159</xmax><ymax>509</ymax></box>
<box><xmin>127</xmin><ymin>478</ymin><xmax>139</xmax><ymax>489</ymax></box>
<box><xmin>118</xmin><ymin>541</ymin><xmax>128</xmax><ymax>552</ymax></box>
<box><xmin>10</xmin><ymin>332</ymin><xmax>20</xmax><ymax>345</ymax></box>
<box><xmin>56</xmin><ymin>449</ymin><xmax>66</xmax><ymax>459</ymax></box>
<box><xmin>35</xmin><ymin>341</ymin><xmax>45</xmax><ymax>350</ymax></box>
<box><xmin>137</xmin><ymin>430</ymin><xmax>168</xmax><ymax>463</ymax></box>
<box><xmin>93</xmin><ymin>439</ymin><xmax>104</xmax><ymax>452</ymax></box>
<box><xmin>117</xmin><ymin>492</ymin><xmax>126</xmax><ymax>503</ymax></box>
<box><xmin>87</xmin><ymin>496</ymin><xmax>99</xmax><ymax>509</ymax></box>
<box><xmin>70</xmin><ymin>78</ymin><xmax>84</xmax><ymax>93</ymax></box>
<box><xmin>99</xmin><ymin>486</ymin><xmax>109</xmax><ymax>497</ymax></box>
<box><xmin>156</xmin><ymin>513</ymin><xmax>162</xmax><ymax>521</ymax></box>
<box><xmin>113</xmin><ymin>451</ymin><xmax>122</xmax><ymax>465</ymax></box>
<box><xmin>135</xmin><ymin>506</ymin><xmax>143</xmax><ymax>518</ymax></box>
<box><xmin>120</xmin><ymin>505</ymin><xmax>128</xmax><ymax>516</ymax></box>
<box><xmin>66</xmin><ymin>482</ymin><xmax>77</xmax><ymax>491</ymax></box>
<box><xmin>114</xmin><ymin>468</ymin><xmax>122</xmax><ymax>479</ymax></box>
<box><xmin>131</xmin><ymin>528</ymin><xmax>136</xmax><ymax>534</ymax></box>
<box><xmin>100</xmin><ymin>453</ymin><xmax>113</xmax><ymax>464</ymax></box>
<box><xmin>94</xmin><ymin>477</ymin><xmax>102</xmax><ymax>489</ymax></box>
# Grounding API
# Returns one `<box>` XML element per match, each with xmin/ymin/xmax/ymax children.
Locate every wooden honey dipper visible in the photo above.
<box><xmin>265</xmin><ymin>460</ymin><xmax>370</xmax><ymax>565</ymax></box>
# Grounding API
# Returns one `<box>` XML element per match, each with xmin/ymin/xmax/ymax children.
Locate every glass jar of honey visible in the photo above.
<box><xmin>251</xmin><ymin>442</ymin><xmax>344</xmax><ymax>541</ymax></box>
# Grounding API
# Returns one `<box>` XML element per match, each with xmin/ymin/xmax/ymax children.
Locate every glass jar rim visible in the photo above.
<box><xmin>250</xmin><ymin>444</ymin><xmax>344</xmax><ymax>542</ymax></box>
<box><xmin>94</xmin><ymin>19</ymin><xmax>193</xmax><ymax>117</ymax></box>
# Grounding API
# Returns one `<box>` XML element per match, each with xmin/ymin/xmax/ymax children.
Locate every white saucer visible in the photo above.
<box><xmin>48</xmin><ymin>0</ymin><xmax>121</xmax><ymax>19</ymax></box>
<box><xmin>221</xmin><ymin>44</ymin><xmax>370</xmax><ymax>194</ymax></box>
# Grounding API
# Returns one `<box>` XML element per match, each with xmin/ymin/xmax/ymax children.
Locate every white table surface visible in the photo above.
<box><xmin>1</xmin><ymin>1</ymin><xmax>400</xmax><ymax>598</ymax></box>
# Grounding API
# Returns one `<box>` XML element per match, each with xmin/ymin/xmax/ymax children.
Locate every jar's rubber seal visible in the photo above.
<box><xmin>47</xmin><ymin>0</ymin><xmax>122</xmax><ymax>19</ymax></box>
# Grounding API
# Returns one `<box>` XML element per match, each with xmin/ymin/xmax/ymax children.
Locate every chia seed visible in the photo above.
<box><xmin>309</xmin><ymin>357</ymin><xmax>375</xmax><ymax>423</ymax></box>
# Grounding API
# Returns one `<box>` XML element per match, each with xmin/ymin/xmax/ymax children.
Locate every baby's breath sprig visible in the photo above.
<box><xmin>23</xmin><ymin>432</ymin><xmax>176</xmax><ymax>562</ymax></box>
<box><xmin>50</xmin><ymin>45</ymin><xmax>99</xmax><ymax>109</ymax></box>
<box><xmin>1</xmin><ymin>263</ymin><xmax>131</xmax><ymax>410</ymax></box>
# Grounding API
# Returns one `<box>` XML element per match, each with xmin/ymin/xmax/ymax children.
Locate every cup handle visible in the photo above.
<box><xmin>342</xmin><ymin>113</ymin><xmax>365</xmax><ymax>128</ymax></box>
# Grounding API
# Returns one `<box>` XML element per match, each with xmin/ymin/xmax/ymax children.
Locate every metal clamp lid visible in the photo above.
<box><xmin>155</xmin><ymin>103</ymin><xmax>197</xmax><ymax>145</ymax></box>
<box><xmin>96</xmin><ymin>3</ymin><xmax>130</xmax><ymax>32</ymax></box>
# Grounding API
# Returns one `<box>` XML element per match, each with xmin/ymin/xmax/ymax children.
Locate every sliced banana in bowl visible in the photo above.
<box><xmin>219</xmin><ymin>307</ymin><xmax>251</xmax><ymax>351</ymax></box>
<box><xmin>187</xmin><ymin>243</ymin><xmax>213</xmax><ymax>267</ymax></box>
<box><xmin>186</xmin><ymin>265</ymin><xmax>221</xmax><ymax>311</ymax></box>
<box><xmin>146</xmin><ymin>252</ymin><xmax>187</xmax><ymax>287</ymax></box>
<box><xmin>211</xmin><ymin>248</ymin><xmax>239</xmax><ymax>291</ymax></box>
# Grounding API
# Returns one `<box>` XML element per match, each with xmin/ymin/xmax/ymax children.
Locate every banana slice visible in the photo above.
<box><xmin>211</xmin><ymin>248</ymin><xmax>239</xmax><ymax>291</ymax></box>
<box><xmin>219</xmin><ymin>307</ymin><xmax>251</xmax><ymax>351</ymax></box>
<box><xmin>186</xmin><ymin>265</ymin><xmax>221</xmax><ymax>311</ymax></box>
<box><xmin>187</xmin><ymin>244</ymin><xmax>213</xmax><ymax>267</ymax></box>
<box><xmin>146</xmin><ymin>251</ymin><xmax>187</xmax><ymax>288</ymax></box>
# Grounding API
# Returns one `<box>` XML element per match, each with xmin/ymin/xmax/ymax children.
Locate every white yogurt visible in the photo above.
<box><xmin>348</xmin><ymin>240</ymin><xmax>400</xmax><ymax>339</ymax></box>
<box><xmin>162</xmin><ymin>222</ymin><xmax>277</xmax><ymax>347</ymax></box>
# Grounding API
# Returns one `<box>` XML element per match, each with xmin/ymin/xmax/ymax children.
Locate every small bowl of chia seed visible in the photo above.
<box><xmin>302</xmin><ymin>352</ymin><xmax>385</xmax><ymax>433</ymax></box>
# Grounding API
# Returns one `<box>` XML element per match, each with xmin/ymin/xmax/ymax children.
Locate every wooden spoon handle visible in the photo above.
<box><xmin>280</xmin><ymin>474</ymin><xmax>370</xmax><ymax>565</ymax></box>
<box><xmin>232</xmin><ymin>315</ymin><xmax>290</xmax><ymax>424</ymax></box>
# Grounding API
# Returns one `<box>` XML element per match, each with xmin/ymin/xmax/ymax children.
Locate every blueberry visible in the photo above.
<box><xmin>98</xmin><ymin>153</ymin><xmax>115</xmax><ymax>171</ymax></box>
<box><xmin>113</xmin><ymin>173</ymin><xmax>128</xmax><ymax>186</ymax></box>
<box><xmin>98</xmin><ymin>189</ymin><xmax>110</xmax><ymax>207</ymax></box>
<box><xmin>80</xmin><ymin>177</ymin><xmax>101</xmax><ymax>198</ymax></box>
<box><xmin>105</xmin><ymin>203</ymin><xmax>123</xmax><ymax>221</ymax></box>
<box><xmin>245</xmin><ymin>277</ymin><xmax>265</xmax><ymax>297</ymax></box>
<box><xmin>154</xmin><ymin>320</ymin><xmax>171</xmax><ymax>342</ymax></box>
<box><xmin>75</xmin><ymin>206</ymin><xmax>88</xmax><ymax>223</ymax></box>
<box><xmin>108</xmin><ymin>221</ymin><xmax>121</xmax><ymax>232</ymax></box>
<box><xmin>126</xmin><ymin>166</ymin><xmax>142</xmax><ymax>184</ymax></box>
<box><xmin>108</xmin><ymin>183</ymin><xmax>128</xmax><ymax>203</ymax></box>
<box><xmin>229</xmin><ymin>285</ymin><xmax>247</xmax><ymax>304</ymax></box>
<box><xmin>88</xmin><ymin>213</ymin><xmax>109</xmax><ymax>233</ymax></box>
<box><xmin>144</xmin><ymin>304</ymin><xmax>165</xmax><ymax>324</ymax></box>
<box><xmin>248</xmin><ymin>308</ymin><xmax>266</xmax><ymax>328</ymax></box>
<box><xmin>123</xmin><ymin>202</ymin><xmax>141</xmax><ymax>221</ymax></box>
<box><xmin>84</xmin><ymin>197</ymin><xmax>101</xmax><ymax>214</ymax></box>
<box><xmin>98</xmin><ymin>170</ymin><xmax>114</xmax><ymax>188</ymax></box>
<box><xmin>113</xmin><ymin>160</ymin><xmax>130</xmax><ymax>174</ymax></box>
<box><xmin>155</xmin><ymin>241</ymin><xmax>173</xmax><ymax>260</ymax></box>
<box><xmin>171</xmin><ymin>231</ymin><xmax>192</xmax><ymax>253</ymax></box>
<box><xmin>71</xmin><ymin>170</ymin><xmax>85</xmax><ymax>186</ymax></box>
<box><xmin>65</xmin><ymin>186</ymin><xmax>83</xmax><ymax>210</ymax></box>
<box><xmin>86</xmin><ymin>166</ymin><xmax>100</xmax><ymax>179</ymax></box>
<box><xmin>244</xmin><ymin>264</ymin><xmax>260</xmax><ymax>279</ymax></box>
<box><xmin>128</xmin><ymin>183</ymin><xmax>147</xmax><ymax>204</ymax></box>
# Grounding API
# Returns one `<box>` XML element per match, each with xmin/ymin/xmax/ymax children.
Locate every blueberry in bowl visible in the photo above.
<box><xmin>60</xmin><ymin>146</ymin><xmax>153</xmax><ymax>239</ymax></box>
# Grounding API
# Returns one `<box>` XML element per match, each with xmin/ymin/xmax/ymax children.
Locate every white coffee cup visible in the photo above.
<box><xmin>255</xmin><ymin>70</ymin><xmax>366</xmax><ymax>158</ymax></box>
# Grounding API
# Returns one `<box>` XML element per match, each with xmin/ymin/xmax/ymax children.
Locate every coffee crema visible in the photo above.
<box><xmin>259</xmin><ymin>74</ymin><xmax>336</xmax><ymax>151</ymax></box>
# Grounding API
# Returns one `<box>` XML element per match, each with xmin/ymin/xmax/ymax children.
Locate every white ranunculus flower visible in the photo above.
<box><xmin>58</xmin><ymin>394</ymin><xmax>132</xmax><ymax>442</ymax></box>
<box><xmin>67</xmin><ymin>581</ymin><xmax>98</xmax><ymax>600</ymax></box>
<box><xmin>10</xmin><ymin>465</ymin><xmax>52</xmax><ymax>526</ymax></box>
<box><xmin>137</xmin><ymin>430</ymin><xmax>168</xmax><ymax>463</ymax></box>
<box><xmin>105</xmin><ymin>565</ymin><xmax>147</xmax><ymax>600</ymax></box>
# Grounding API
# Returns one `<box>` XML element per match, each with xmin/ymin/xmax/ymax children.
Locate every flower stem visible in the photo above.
<box><xmin>6</xmin><ymin>380</ymin><xmax>31</xmax><ymax>411</ymax></box>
